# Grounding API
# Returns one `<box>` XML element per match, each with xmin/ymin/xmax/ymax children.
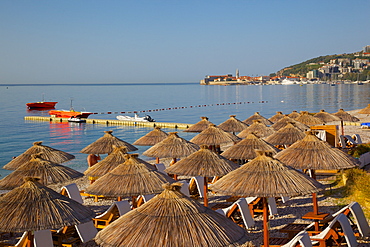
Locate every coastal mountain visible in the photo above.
<box><xmin>276</xmin><ymin>50</ymin><xmax>370</xmax><ymax>81</ymax></box>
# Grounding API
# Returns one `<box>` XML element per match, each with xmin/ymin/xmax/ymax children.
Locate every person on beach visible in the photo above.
<box><xmin>87</xmin><ymin>154</ymin><xmax>100</xmax><ymax>167</ymax></box>
<box><xmin>87</xmin><ymin>154</ymin><xmax>100</xmax><ymax>184</ymax></box>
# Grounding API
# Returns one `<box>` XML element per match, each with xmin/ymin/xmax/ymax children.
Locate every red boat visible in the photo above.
<box><xmin>49</xmin><ymin>109</ymin><xmax>93</xmax><ymax>119</ymax></box>
<box><xmin>26</xmin><ymin>101</ymin><xmax>58</xmax><ymax>109</ymax></box>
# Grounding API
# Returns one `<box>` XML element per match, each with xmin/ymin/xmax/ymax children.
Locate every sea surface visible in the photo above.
<box><xmin>0</xmin><ymin>82</ymin><xmax>369</xmax><ymax>177</ymax></box>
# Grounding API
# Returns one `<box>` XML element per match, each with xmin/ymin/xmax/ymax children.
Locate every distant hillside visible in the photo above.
<box><xmin>276</xmin><ymin>52</ymin><xmax>369</xmax><ymax>78</ymax></box>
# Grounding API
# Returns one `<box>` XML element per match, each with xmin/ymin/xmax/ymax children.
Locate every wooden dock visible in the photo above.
<box><xmin>24</xmin><ymin>116</ymin><xmax>192</xmax><ymax>129</ymax></box>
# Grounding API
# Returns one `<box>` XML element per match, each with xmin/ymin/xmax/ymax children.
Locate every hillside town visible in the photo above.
<box><xmin>201</xmin><ymin>45</ymin><xmax>370</xmax><ymax>85</ymax></box>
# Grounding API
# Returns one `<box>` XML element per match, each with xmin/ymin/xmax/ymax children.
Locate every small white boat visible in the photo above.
<box><xmin>68</xmin><ymin>117</ymin><xmax>86</xmax><ymax>123</ymax></box>
<box><xmin>116</xmin><ymin>113</ymin><xmax>155</xmax><ymax>122</ymax></box>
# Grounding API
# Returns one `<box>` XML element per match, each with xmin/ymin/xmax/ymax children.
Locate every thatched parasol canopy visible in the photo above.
<box><xmin>0</xmin><ymin>154</ymin><xmax>83</xmax><ymax>190</ymax></box>
<box><xmin>210</xmin><ymin>151</ymin><xmax>322</xmax><ymax>247</ymax></box>
<box><xmin>222</xmin><ymin>133</ymin><xmax>279</xmax><ymax>160</ymax></box>
<box><xmin>0</xmin><ymin>177</ymin><xmax>95</xmax><ymax>232</ymax></box>
<box><xmin>264</xmin><ymin>123</ymin><xmax>305</xmax><ymax>146</ymax></box>
<box><xmin>132</xmin><ymin>127</ymin><xmax>169</xmax><ymax>146</ymax></box>
<box><xmin>271</xmin><ymin>116</ymin><xmax>309</xmax><ymax>132</ymax></box>
<box><xmin>288</xmin><ymin>110</ymin><xmax>300</xmax><ymax>119</ymax></box>
<box><xmin>165</xmin><ymin>145</ymin><xmax>239</xmax><ymax>177</ymax></box>
<box><xmin>211</xmin><ymin>151</ymin><xmax>322</xmax><ymax>197</ymax></box>
<box><xmin>333</xmin><ymin>109</ymin><xmax>360</xmax><ymax>122</ymax></box>
<box><xmin>143</xmin><ymin>132</ymin><xmax>199</xmax><ymax>159</ymax></box>
<box><xmin>84</xmin><ymin>146</ymin><xmax>128</xmax><ymax>178</ymax></box>
<box><xmin>190</xmin><ymin>124</ymin><xmax>241</xmax><ymax>146</ymax></box>
<box><xmin>274</xmin><ymin>131</ymin><xmax>358</xmax><ymax>170</ymax></box>
<box><xmin>295</xmin><ymin>111</ymin><xmax>325</xmax><ymax>126</ymax></box>
<box><xmin>80</xmin><ymin>130</ymin><xmax>138</xmax><ymax>154</ymax></box>
<box><xmin>237</xmin><ymin>120</ymin><xmax>275</xmax><ymax>138</ymax></box>
<box><xmin>358</xmin><ymin>104</ymin><xmax>370</xmax><ymax>114</ymax></box>
<box><xmin>218</xmin><ymin>115</ymin><xmax>248</xmax><ymax>133</ymax></box>
<box><xmin>184</xmin><ymin>117</ymin><xmax>214</xmax><ymax>133</ymax></box>
<box><xmin>85</xmin><ymin>154</ymin><xmax>173</xmax><ymax>197</ymax></box>
<box><xmin>314</xmin><ymin>110</ymin><xmax>341</xmax><ymax>123</ymax></box>
<box><xmin>95</xmin><ymin>182</ymin><xmax>248</xmax><ymax>247</ymax></box>
<box><xmin>243</xmin><ymin>112</ymin><xmax>273</xmax><ymax>126</ymax></box>
<box><xmin>268</xmin><ymin>111</ymin><xmax>285</xmax><ymax>123</ymax></box>
<box><xmin>3</xmin><ymin>141</ymin><xmax>75</xmax><ymax>170</ymax></box>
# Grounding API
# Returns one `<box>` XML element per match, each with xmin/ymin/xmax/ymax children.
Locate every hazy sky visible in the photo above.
<box><xmin>1</xmin><ymin>0</ymin><xmax>369</xmax><ymax>84</ymax></box>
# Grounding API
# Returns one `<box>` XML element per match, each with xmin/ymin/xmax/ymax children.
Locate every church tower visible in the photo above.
<box><xmin>236</xmin><ymin>69</ymin><xmax>239</xmax><ymax>79</ymax></box>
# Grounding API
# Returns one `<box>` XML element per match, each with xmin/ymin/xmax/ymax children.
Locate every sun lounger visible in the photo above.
<box><xmin>6</xmin><ymin>231</ymin><xmax>28</xmax><ymax>247</ymax></box>
<box><xmin>189</xmin><ymin>176</ymin><xmax>205</xmax><ymax>198</ymax></box>
<box><xmin>216</xmin><ymin>198</ymin><xmax>255</xmax><ymax>230</ymax></box>
<box><xmin>281</xmin><ymin>196</ymin><xmax>290</xmax><ymax>203</ymax></box>
<box><xmin>309</xmin><ymin>213</ymin><xmax>357</xmax><ymax>247</ymax></box>
<box><xmin>75</xmin><ymin>221</ymin><xmax>98</xmax><ymax>243</ymax></box>
<box><xmin>280</xmin><ymin>230</ymin><xmax>312</xmax><ymax>247</ymax></box>
<box><xmin>178</xmin><ymin>180</ymin><xmax>190</xmax><ymax>197</ymax></box>
<box><xmin>33</xmin><ymin>230</ymin><xmax>53</xmax><ymax>247</ymax></box>
<box><xmin>268</xmin><ymin>197</ymin><xmax>278</xmax><ymax>216</ymax></box>
<box><xmin>337</xmin><ymin>201</ymin><xmax>370</xmax><ymax>238</ymax></box>
<box><xmin>155</xmin><ymin>163</ymin><xmax>167</xmax><ymax>174</ymax></box>
<box><xmin>52</xmin><ymin>225</ymin><xmax>80</xmax><ymax>247</ymax></box>
<box><xmin>60</xmin><ymin>183</ymin><xmax>83</xmax><ymax>204</ymax></box>
<box><xmin>339</xmin><ymin>134</ymin><xmax>362</xmax><ymax>148</ymax></box>
<box><xmin>359</xmin><ymin>152</ymin><xmax>370</xmax><ymax>168</ymax></box>
<box><xmin>93</xmin><ymin>201</ymin><xmax>131</xmax><ymax>229</ymax></box>
<box><xmin>136</xmin><ymin>194</ymin><xmax>156</xmax><ymax>207</ymax></box>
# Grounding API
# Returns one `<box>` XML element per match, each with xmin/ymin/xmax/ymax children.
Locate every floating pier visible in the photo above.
<box><xmin>24</xmin><ymin>116</ymin><xmax>192</xmax><ymax>129</ymax></box>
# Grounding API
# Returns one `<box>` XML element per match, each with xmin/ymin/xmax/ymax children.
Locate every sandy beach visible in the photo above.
<box><xmin>56</xmin><ymin>108</ymin><xmax>369</xmax><ymax>247</ymax></box>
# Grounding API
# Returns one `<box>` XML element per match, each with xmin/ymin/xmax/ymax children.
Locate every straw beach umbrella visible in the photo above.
<box><xmin>314</xmin><ymin>109</ymin><xmax>341</xmax><ymax>123</ymax></box>
<box><xmin>95</xmin><ymin>182</ymin><xmax>248</xmax><ymax>247</ymax></box>
<box><xmin>268</xmin><ymin>111</ymin><xmax>285</xmax><ymax>123</ymax></box>
<box><xmin>218</xmin><ymin>115</ymin><xmax>248</xmax><ymax>134</ymax></box>
<box><xmin>288</xmin><ymin>110</ymin><xmax>300</xmax><ymax>119</ymax></box>
<box><xmin>210</xmin><ymin>151</ymin><xmax>322</xmax><ymax>247</ymax></box>
<box><xmin>190</xmin><ymin>124</ymin><xmax>240</xmax><ymax>152</ymax></box>
<box><xmin>222</xmin><ymin>133</ymin><xmax>279</xmax><ymax>161</ymax></box>
<box><xmin>3</xmin><ymin>141</ymin><xmax>75</xmax><ymax>170</ymax></box>
<box><xmin>80</xmin><ymin>130</ymin><xmax>138</xmax><ymax>154</ymax></box>
<box><xmin>132</xmin><ymin>126</ymin><xmax>168</xmax><ymax>146</ymax></box>
<box><xmin>333</xmin><ymin>108</ymin><xmax>360</xmax><ymax>122</ymax></box>
<box><xmin>295</xmin><ymin>111</ymin><xmax>325</xmax><ymax>126</ymax></box>
<box><xmin>0</xmin><ymin>153</ymin><xmax>83</xmax><ymax>190</ymax></box>
<box><xmin>265</xmin><ymin>122</ymin><xmax>305</xmax><ymax>148</ymax></box>
<box><xmin>84</xmin><ymin>146</ymin><xmax>128</xmax><ymax>179</ymax></box>
<box><xmin>271</xmin><ymin>116</ymin><xmax>309</xmax><ymax>132</ymax></box>
<box><xmin>243</xmin><ymin>112</ymin><xmax>273</xmax><ymax>125</ymax></box>
<box><xmin>143</xmin><ymin>132</ymin><xmax>199</xmax><ymax>165</ymax></box>
<box><xmin>165</xmin><ymin>145</ymin><xmax>239</xmax><ymax>206</ymax></box>
<box><xmin>358</xmin><ymin>104</ymin><xmax>370</xmax><ymax>114</ymax></box>
<box><xmin>184</xmin><ymin>116</ymin><xmax>214</xmax><ymax>132</ymax></box>
<box><xmin>0</xmin><ymin>177</ymin><xmax>95</xmax><ymax>233</ymax></box>
<box><xmin>85</xmin><ymin>154</ymin><xmax>173</xmax><ymax>199</ymax></box>
<box><xmin>274</xmin><ymin>131</ymin><xmax>358</xmax><ymax>220</ymax></box>
<box><xmin>237</xmin><ymin>120</ymin><xmax>275</xmax><ymax>139</ymax></box>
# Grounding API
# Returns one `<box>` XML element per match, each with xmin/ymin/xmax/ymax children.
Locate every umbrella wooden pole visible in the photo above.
<box><xmin>171</xmin><ymin>158</ymin><xmax>178</xmax><ymax>180</ymax></box>
<box><xmin>310</xmin><ymin>169</ymin><xmax>320</xmax><ymax>231</ymax></box>
<box><xmin>341</xmin><ymin>120</ymin><xmax>344</xmax><ymax>136</ymax></box>
<box><xmin>156</xmin><ymin>157</ymin><xmax>160</xmax><ymax>164</ymax></box>
<box><xmin>262</xmin><ymin>197</ymin><xmax>269</xmax><ymax>247</ymax></box>
<box><xmin>203</xmin><ymin>177</ymin><xmax>208</xmax><ymax>207</ymax></box>
<box><xmin>132</xmin><ymin>196</ymin><xmax>137</xmax><ymax>208</ymax></box>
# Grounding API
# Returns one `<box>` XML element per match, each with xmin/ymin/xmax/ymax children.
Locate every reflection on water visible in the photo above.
<box><xmin>0</xmin><ymin>83</ymin><xmax>368</xmax><ymax>176</ymax></box>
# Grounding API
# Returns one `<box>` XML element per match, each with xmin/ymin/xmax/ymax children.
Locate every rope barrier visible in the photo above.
<box><xmin>91</xmin><ymin>100</ymin><xmax>268</xmax><ymax>115</ymax></box>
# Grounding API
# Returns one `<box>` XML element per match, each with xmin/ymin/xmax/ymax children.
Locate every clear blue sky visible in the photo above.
<box><xmin>1</xmin><ymin>0</ymin><xmax>369</xmax><ymax>84</ymax></box>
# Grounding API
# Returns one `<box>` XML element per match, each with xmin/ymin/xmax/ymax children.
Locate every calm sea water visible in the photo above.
<box><xmin>0</xmin><ymin>82</ymin><xmax>369</xmax><ymax>177</ymax></box>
